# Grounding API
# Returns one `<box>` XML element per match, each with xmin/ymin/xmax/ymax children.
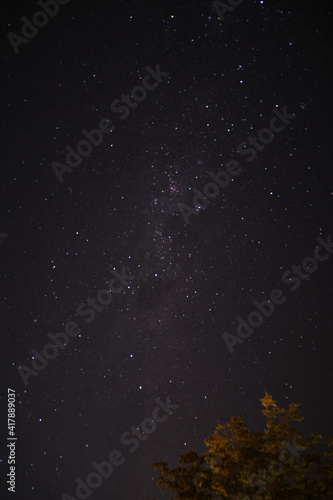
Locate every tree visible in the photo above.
<box><xmin>152</xmin><ymin>392</ymin><xmax>333</xmax><ymax>499</ymax></box>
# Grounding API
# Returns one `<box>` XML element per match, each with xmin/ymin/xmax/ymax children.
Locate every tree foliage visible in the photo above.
<box><xmin>152</xmin><ymin>392</ymin><xmax>333</xmax><ymax>499</ymax></box>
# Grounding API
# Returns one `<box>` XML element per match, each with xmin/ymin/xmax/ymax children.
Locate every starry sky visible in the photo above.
<box><xmin>1</xmin><ymin>0</ymin><xmax>333</xmax><ymax>499</ymax></box>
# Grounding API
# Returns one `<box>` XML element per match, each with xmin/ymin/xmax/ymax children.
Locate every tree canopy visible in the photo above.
<box><xmin>152</xmin><ymin>392</ymin><xmax>333</xmax><ymax>499</ymax></box>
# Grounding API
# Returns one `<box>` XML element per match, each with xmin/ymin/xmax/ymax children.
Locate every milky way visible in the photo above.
<box><xmin>2</xmin><ymin>1</ymin><xmax>333</xmax><ymax>499</ymax></box>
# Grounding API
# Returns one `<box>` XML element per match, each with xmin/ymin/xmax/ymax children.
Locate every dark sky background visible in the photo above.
<box><xmin>1</xmin><ymin>0</ymin><xmax>333</xmax><ymax>499</ymax></box>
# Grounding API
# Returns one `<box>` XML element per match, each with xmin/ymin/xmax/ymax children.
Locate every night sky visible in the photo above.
<box><xmin>1</xmin><ymin>0</ymin><xmax>333</xmax><ymax>499</ymax></box>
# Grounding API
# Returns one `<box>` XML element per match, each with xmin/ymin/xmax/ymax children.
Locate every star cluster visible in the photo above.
<box><xmin>1</xmin><ymin>0</ymin><xmax>333</xmax><ymax>499</ymax></box>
